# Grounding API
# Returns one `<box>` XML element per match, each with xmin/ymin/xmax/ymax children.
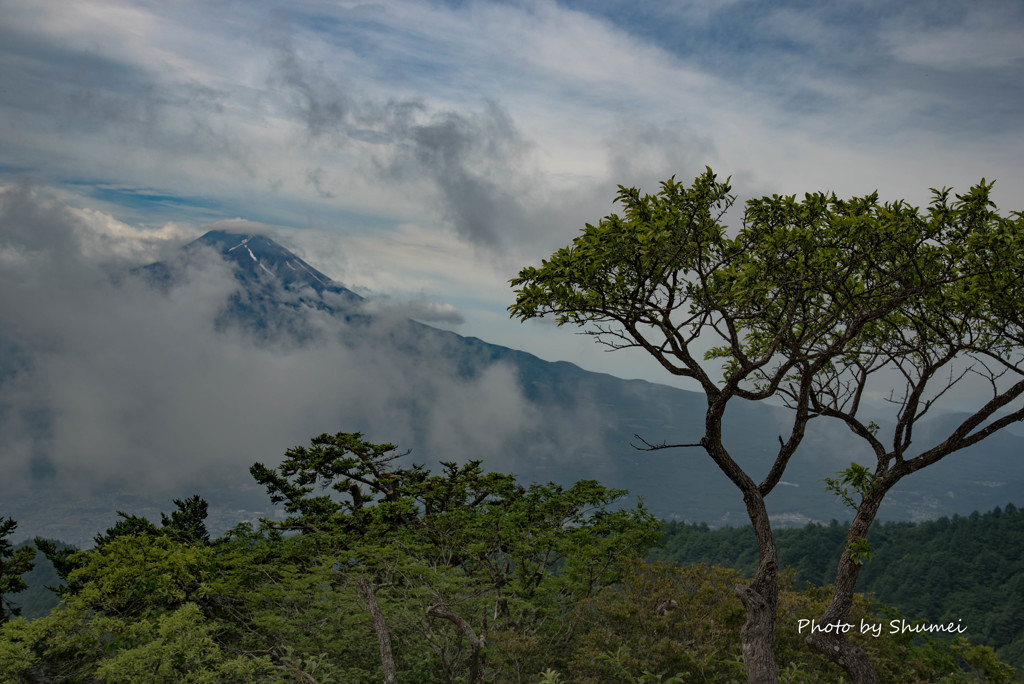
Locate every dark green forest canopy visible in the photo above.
<box><xmin>0</xmin><ymin>518</ymin><xmax>36</xmax><ymax>624</ymax></box>
<box><xmin>651</xmin><ymin>504</ymin><xmax>1024</xmax><ymax>669</ymax></box>
<box><xmin>2</xmin><ymin>480</ymin><xmax>1020</xmax><ymax>682</ymax></box>
<box><xmin>0</xmin><ymin>433</ymin><xmax>669</xmax><ymax>682</ymax></box>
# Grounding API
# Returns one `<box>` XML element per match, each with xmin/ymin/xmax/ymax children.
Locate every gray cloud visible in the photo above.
<box><xmin>398</xmin><ymin>103</ymin><xmax>531</xmax><ymax>247</ymax></box>
<box><xmin>305</xmin><ymin>167</ymin><xmax>336</xmax><ymax>199</ymax></box>
<box><xmin>361</xmin><ymin>295</ymin><xmax>465</xmax><ymax>325</ymax></box>
<box><xmin>269</xmin><ymin>38</ymin><xmax>534</xmax><ymax>248</ymax></box>
<box><xmin>269</xmin><ymin>34</ymin><xmax>360</xmax><ymax>141</ymax></box>
<box><xmin>605</xmin><ymin>122</ymin><xmax>717</xmax><ymax>192</ymax></box>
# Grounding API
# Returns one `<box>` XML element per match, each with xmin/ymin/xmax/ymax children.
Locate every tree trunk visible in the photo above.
<box><xmin>735</xmin><ymin>491</ymin><xmax>780</xmax><ymax>684</ymax></box>
<box><xmin>427</xmin><ymin>604</ymin><xmax>485</xmax><ymax>684</ymax></box>
<box><xmin>804</xmin><ymin>556</ymin><xmax>877</xmax><ymax>684</ymax></box>
<box><xmin>805</xmin><ymin>494</ymin><xmax>887</xmax><ymax>684</ymax></box>
<box><xmin>358</xmin><ymin>579</ymin><xmax>398</xmax><ymax>684</ymax></box>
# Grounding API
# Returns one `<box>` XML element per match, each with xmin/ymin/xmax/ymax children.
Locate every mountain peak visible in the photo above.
<box><xmin>192</xmin><ymin>230</ymin><xmax>343</xmax><ymax>295</ymax></box>
<box><xmin>138</xmin><ymin>229</ymin><xmax>361</xmax><ymax>311</ymax></box>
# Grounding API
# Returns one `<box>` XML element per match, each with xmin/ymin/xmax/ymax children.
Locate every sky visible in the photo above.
<box><xmin>3</xmin><ymin>0</ymin><xmax>1023</xmax><ymax>378</ymax></box>
<box><xmin>2</xmin><ymin>0</ymin><xmax>1024</xmax><ymax>537</ymax></box>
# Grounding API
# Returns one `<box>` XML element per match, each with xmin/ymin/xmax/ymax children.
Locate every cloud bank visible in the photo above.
<box><xmin>0</xmin><ymin>185</ymin><xmax>611</xmax><ymax>543</ymax></box>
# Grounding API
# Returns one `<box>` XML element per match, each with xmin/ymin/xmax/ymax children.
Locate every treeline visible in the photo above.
<box><xmin>650</xmin><ymin>504</ymin><xmax>1024</xmax><ymax>668</ymax></box>
<box><xmin>0</xmin><ymin>433</ymin><xmax>1017</xmax><ymax>682</ymax></box>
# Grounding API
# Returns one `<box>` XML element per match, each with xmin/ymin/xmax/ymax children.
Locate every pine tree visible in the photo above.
<box><xmin>0</xmin><ymin>517</ymin><xmax>36</xmax><ymax>623</ymax></box>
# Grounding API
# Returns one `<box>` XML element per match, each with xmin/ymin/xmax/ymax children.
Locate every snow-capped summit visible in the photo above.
<box><xmin>193</xmin><ymin>230</ymin><xmax>347</xmax><ymax>297</ymax></box>
<box><xmin>136</xmin><ymin>229</ymin><xmax>363</xmax><ymax>341</ymax></box>
<box><xmin>141</xmin><ymin>229</ymin><xmax>361</xmax><ymax>304</ymax></box>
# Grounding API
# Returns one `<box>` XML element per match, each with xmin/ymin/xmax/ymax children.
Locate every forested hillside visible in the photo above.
<box><xmin>651</xmin><ymin>505</ymin><xmax>1024</xmax><ymax>668</ymax></box>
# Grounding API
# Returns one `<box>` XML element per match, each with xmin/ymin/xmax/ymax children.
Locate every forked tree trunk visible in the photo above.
<box><xmin>704</xmin><ymin>398</ymin><xmax>783</xmax><ymax>684</ymax></box>
<box><xmin>358</xmin><ymin>578</ymin><xmax>398</xmax><ymax>684</ymax></box>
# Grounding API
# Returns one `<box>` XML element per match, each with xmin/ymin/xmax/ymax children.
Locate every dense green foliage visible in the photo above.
<box><xmin>1</xmin><ymin>433</ymin><xmax>1018</xmax><ymax>682</ymax></box>
<box><xmin>1</xmin><ymin>432</ymin><xmax>660</xmax><ymax>682</ymax></box>
<box><xmin>545</xmin><ymin>563</ymin><xmax>1014</xmax><ymax>684</ymax></box>
<box><xmin>651</xmin><ymin>504</ymin><xmax>1024</xmax><ymax>669</ymax></box>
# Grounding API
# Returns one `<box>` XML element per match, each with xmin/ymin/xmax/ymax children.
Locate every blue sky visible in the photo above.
<box><xmin>2</xmin><ymin>0</ymin><xmax>1024</xmax><ymax>385</ymax></box>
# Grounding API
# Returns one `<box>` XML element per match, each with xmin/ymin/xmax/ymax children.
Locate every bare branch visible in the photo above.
<box><xmin>631</xmin><ymin>434</ymin><xmax>703</xmax><ymax>451</ymax></box>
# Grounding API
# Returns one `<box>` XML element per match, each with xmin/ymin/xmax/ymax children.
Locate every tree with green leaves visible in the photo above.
<box><xmin>1</xmin><ymin>502</ymin><xmax>264</xmax><ymax>683</ymax></box>
<box><xmin>510</xmin><ymin>168</ymin><xmax>1024</xmax><ymax>683</ymax></box>
<box><xmin>4</xmin><ymin>436</ymin><xmax>656</xmax><ymax>682</ymax></box>
<box><xmin>33</xmin><ymin>493</ymin><xmax>212</xmax><ymax>606</ymax></box>
<box><xmin>160</xmin><ymin>494</ymin><xmax>211</xmax><ymax>545</ymax></box>
<box><xmin>0</xmin><ymin>517</ymin><xmax>35</xmax><ymax>625</ymax></box>
<box><xmin>250</xmin><ymin>431</ymin><xmax>660</xmax><ymax>681</ymax></box>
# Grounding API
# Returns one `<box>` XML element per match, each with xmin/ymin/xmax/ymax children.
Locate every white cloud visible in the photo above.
<box><xmin>885</xmin><ymin>13</ymin><xmax>1024</xmax><ymax>72</ymax></box>
<box><xmin>0</xmin><ymin>185</ymin><xmax>612</xmax><ymax>515</ymax></box>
